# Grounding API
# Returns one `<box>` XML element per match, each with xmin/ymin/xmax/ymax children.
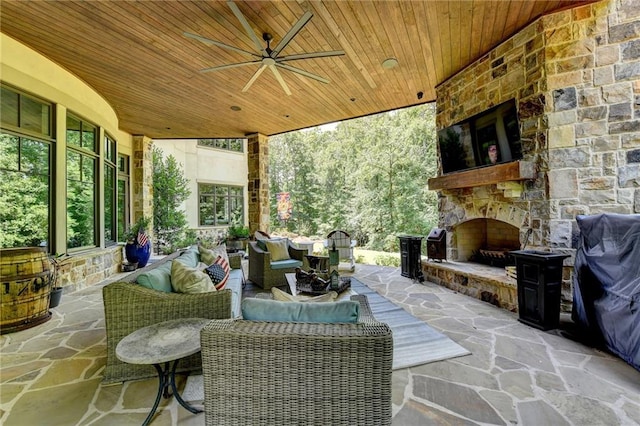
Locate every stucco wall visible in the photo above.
<box><xmin>152</xmin><ymin>139</ymin><xmax>248</xmax><ymax>237</ymax></box>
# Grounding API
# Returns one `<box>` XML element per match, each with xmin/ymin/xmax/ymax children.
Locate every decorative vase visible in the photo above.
<box><xmin>125</xmin><ymin>241</ymin><xmax>151</xmax><ymax>268</ymax></box>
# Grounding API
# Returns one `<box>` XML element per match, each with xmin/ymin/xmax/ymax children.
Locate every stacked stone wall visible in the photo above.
<box><xmin>434</xmin><ymin>0</ymin><xmax>640</xmax><ymax>310</ymax></box>
<box><xmin>55</xmin><ymin>245</ymin><xmax>122</xmax><ymax>292</ymax></box>
<box><xmin>544</xmin><ymin>0</ymin><xmax>640</xmax><ymax>248</ymax></box>
<box><xmin>247</xmin><ymin>133</ymin><xmax>270</xmax><ymax>236</ymax></box>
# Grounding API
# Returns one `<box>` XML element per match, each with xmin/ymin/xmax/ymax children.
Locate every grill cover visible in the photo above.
<box><xmin>572</xmin><ymin>213</ymin><xmax>640</xmax><ymax>371</ymax></box>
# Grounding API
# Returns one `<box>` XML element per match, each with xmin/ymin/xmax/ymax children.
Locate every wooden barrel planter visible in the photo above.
<box><xmin>0</xmin><ymin>247</ymin><xmax>54</xmax><ymax>334</ymax></box>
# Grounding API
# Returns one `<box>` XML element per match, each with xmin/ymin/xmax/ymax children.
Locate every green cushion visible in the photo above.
<box><xmin>270</xmin><ymin>259</ymin><xmax>303</xmax><ymax>270</ymax></box>
<box><xmin>241</xmin><ymin>298</ymin><xmax>359</xmax><ymax>323</ymax></box>
<box><xmin>136</xmin><ymin>268</ymin><xmax>172</xmax><ymax>293</ymax></box>
<box><xmin>170</xmin><ymin>259</ymin><xmax>215</xmax><ymax>293</ymax></box>
<box><xmin>256</xmin><ymin>239</ymin><xmax>268</xmax><ymax>251</ymax></box>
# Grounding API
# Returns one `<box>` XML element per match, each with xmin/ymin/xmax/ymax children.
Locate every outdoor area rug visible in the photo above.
<box><xmin>349</xmin><ymin>278</ymin><xmax>471</xmax><ymax>370</ymax></box>
<box><xmin>184</xmin><ymin>278</ymin><xmax>471</xmax><ymax>402</ymax></box>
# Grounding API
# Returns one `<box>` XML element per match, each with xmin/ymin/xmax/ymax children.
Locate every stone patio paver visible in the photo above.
<box><xmin>1</xmin><ymin>263</ymin><xmax>639</xmax><ymax>425</ymax></box>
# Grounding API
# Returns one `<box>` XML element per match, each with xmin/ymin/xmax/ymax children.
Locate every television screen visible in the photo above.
<box><xmin>438</xmin><ymin>99</ymin><xmax>522</xmax><ymax>174</ymax></box>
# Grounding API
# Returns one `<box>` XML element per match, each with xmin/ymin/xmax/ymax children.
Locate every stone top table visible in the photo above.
<box><xmin>116</xmin><ymin>318</ymin><xmax>210</xmax><ymax>426</ymax></box>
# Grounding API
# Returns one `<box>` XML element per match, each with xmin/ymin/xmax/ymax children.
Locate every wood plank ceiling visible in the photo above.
<box><xmin>0</xmin><ymin>0</ymin><xmax>595</xmax><ymax>139</ymax></box>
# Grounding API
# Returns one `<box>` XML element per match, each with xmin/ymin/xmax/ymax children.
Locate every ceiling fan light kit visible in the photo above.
<box><xmin>185</xmin><ymin>0</ymin><xmax>345</xmax><ymax>96</ymax></box>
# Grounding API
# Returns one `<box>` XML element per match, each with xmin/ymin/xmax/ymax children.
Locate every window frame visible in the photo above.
<box><xmin>103</xmin><ymin>133</ymin><xmax>117</xmax><ymax>245</ymax></box>
<box><xmin>198</xmin><ymin>183</ymin><xmax>244</xmax><ymax>227</ymax></box>
<box><xmin>0</xmin><ymin>85</ymin><xmax>55</xmax><ymax>252</ymax></box>
<box><xmin>197</xmin><ymin>138</ymin><xmax>245</xmax><ymax>153</ymax></box>
<box><xmin>117</xmin><ymin>154</ymin><xmax>130</xmax><ymax>243</ymax></box>
<box><xmin>66</xmin><ymin>112</ymin><xmax>99</xmax><ymax>251</ymax></box>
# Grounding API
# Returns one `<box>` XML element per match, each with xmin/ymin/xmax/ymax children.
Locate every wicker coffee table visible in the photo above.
<box><xmin>116</xmin><ymin>318</ymin><xmax>210</xmax><ymax>426</ymax></box>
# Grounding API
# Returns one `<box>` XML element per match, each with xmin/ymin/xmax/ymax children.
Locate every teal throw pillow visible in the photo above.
<box><xmin>241</xmin><ymin>298</ymin><xmax>359</xmax><ymax>323</ymax></box>
<box><xmin>136</xmin><ymin>268</ymin><xmax>173</xmax><ymax>293</ymax></box>
<box><xmin>175</xmin><ymin>248</ymin><xmax>200</xmax><ymax>268</ymax></box>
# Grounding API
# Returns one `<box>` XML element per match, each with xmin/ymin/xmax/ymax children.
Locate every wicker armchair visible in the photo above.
<box><xmin>247</xmin><ymin>240</ymin><xmax>305</xmax><ymax>289</ymax></box>
<box><xmin>200</xmin><ymin>295</ymin><xmax>393</xmax><ymax>426</ymax></box>
<box><xmin>101</xmin><ymin>251</ymin><xmax>234</xmax><ymax>384</ymax></box>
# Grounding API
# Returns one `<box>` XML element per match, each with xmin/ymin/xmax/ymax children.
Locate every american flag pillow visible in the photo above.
<box><xmin>204</xmin><ymin>255</ymin><xmax>230</xmax><ymax>290</ymax></box>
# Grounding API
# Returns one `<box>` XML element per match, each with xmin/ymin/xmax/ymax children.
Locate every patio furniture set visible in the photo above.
<box><xmin>102</xmin><ymin>235</ymin><xmax>393</xmax><ymax>425</ymax></box>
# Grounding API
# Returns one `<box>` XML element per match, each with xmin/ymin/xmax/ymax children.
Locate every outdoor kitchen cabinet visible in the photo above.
<box><xmin>399</xmin><ymin>235</ymin><xmax>423</xmax><ymax>280</ymax></box>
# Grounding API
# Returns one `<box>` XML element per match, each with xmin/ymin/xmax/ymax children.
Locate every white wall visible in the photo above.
<box><xmin>152</xmin><ymin>139</ymin><xmax>248</xmax><ymax>233</ymax></box>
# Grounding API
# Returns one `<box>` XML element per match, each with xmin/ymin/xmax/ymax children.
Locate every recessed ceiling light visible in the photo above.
<box><xmin>382</xmin><ymin>58</ymin><xmax>398</xmax><ymax>69</ymax></box>
<box><xmin>231</xmin><ymin>105</ymin><xmax>241</xmax><ymax>111</ymax></box>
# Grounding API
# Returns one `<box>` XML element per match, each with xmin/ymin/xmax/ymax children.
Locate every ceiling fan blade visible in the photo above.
<box><xmin>276</xmin><ymin>63</ymin><xmax>329</xmax><ymax>84</ymax></box>
<box><xmin>242</xmin><ymin>64</ymin><xmax>268</xmax><ymax>92</ymax></box>
<box><xmin>227</xmin><ymin>0</ymin><xmax>265</xmax><ymax>54</ymax></box>
<box><xmin>200</xmin><ymin>61</ymin><xmax>260</xmax><ymax>73</ymax></box>
<box><xmin>184</xmin><ymin>32</ymin><xmax>259</xmax><ymax>58</ymax></box>
<box><xmin>277</xmin><ymin>50</ymin><xmax>345</xmax><ymax>62</ymax></box>
<box><xmin>271</xmin><ymin>10</ymin><xmax>313</xmax><ymax>58</ymax></box>
<box><xmin>269</xmin><ymin>65</ymin><xmax>292</xmax><ymax>96</ymax></box>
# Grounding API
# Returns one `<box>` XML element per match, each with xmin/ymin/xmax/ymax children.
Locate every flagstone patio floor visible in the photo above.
<box><xmin>2</xmin><ymin>261</ymin><xmax>640</xmax><ymax>425</ymax></box>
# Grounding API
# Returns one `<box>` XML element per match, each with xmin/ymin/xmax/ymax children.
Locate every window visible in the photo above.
<box><xmin>0</xmin><ymin>86</ymin><xmax>53</xmax><ymax>250</ymax></box>
<box><xmin>104</xmin><ymin>134</ymin><xmax>117</xmax><ymax>244</ymax></box>
<box><xmin>117</xmin><ymin>154</ymin><xmax>130</xmax><ymax>242</ymax></box>
<box><xmin>197</xmin><ymin>138</ymin><xmax>244</xmax><ymax>153</ymax></box>
<box><xmin>198</xmin><ymin>184</ymin><xmax>244</xmax><ymax>226</ymax></box>
<box><xmin>66</xmin><ymin>114</ymin><xmax>98</xmax><ymax>249</ymax></box>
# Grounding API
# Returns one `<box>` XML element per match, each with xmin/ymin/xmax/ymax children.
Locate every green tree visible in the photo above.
<box><xmin>152</xmin><ymin>146</ymin><xmax>191</xmax><ymax>252</ymax></box>
<box><xmin>268</xmin><ymin>103</ymin><xmax>438</xmax><ymax>251</ymax></box>
<box><xmin>0</xmin><ymin>134</ymin><xmax>50</xmax><ymax>248</ymax></box>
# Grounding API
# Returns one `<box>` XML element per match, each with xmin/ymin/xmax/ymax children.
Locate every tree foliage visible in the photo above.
<box><xmin>269</xmin><ymin>103</ymin><xmax>439</xmax><ymax>252</ymax></box>
<box><xmin>0</xmin><ymin>133</ymin><xmax>50</xmax><ymax>248</ymax></box>
<box><xmin>152</xmin><ymin>146</ymin><xmax>191</xmax><ymax>250</ymax></box>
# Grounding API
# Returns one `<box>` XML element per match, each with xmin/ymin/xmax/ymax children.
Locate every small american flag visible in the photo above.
<box><xmin>137</xmin><ymin>230</ymin><xmax>148</xmax><ymax>247</ymax></box>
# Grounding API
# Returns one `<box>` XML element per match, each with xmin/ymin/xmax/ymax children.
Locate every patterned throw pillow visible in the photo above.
<box><xmin>199</xmin><ymin>243</ymin><xmax>230</xmax><ymax>266</ymax></box>
<box><xmin>204</xmin><ymin>255</ymin><xmax>230</xmax><ymax>290</ymax></box>
<box><xmin>171</xmin><ymin>260</ymin><xmax>215</xmax><ymax>293</ymax></box>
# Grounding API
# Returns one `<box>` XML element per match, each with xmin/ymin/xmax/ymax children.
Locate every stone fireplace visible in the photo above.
<box><xmin>425</xmin><ymin>0</ymin><xmax>640</xmax><ymax>312</ymax></box>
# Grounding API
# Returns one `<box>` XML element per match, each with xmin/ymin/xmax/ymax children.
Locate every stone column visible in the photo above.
<box><xmin>131</xmin><ymin>135</ymin><xmax>154</xmax><ymax>239</ymax></box>
<box><xmin>247</xmin><ymin>133</ymin><xmax>270</xmax><ymax>235</ymax></box>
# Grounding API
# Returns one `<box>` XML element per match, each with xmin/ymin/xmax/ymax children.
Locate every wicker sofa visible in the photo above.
<box><xmin>247</xmin><ymin>239</ymin><xmax>305</xmax><ymax>289</ymax></box>
<box><xmin>200</xmin><ymin>295</ymin><xmax>393</xmax><ymax>425</ymax></box>
<box><xmin>102</xmin><ymin>247</ymin><xmax>244</xmax><ymax>384</ymax></box>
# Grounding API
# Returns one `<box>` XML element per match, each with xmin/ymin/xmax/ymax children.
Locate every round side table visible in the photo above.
<box><xmin>116</xmin><ymin>318</ymin><xmax>210</xmax><ymax>426</ymax></box>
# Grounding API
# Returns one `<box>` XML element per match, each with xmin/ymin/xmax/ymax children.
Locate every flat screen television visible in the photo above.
<box><xmin>438</xmin><ymin>99</ymin><xmax>523</xmax><ymax>174</ymax></box>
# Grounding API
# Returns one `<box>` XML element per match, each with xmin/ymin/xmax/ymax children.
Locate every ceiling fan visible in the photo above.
<box><xmin>184</xmin><ymin>0</ymin><xmax>345</xmax><ymax>96</ymax></box>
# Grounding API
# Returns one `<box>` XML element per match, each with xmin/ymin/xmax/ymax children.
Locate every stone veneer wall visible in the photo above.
<box><xmin>247</xmin><ymin>133</ymin><xmax>271</xmax><ymax>235</ymax></box>
<box><xmin>54</xmin><ymin>245</ymin><xmax>122</xmax><ymax>293</ymax></box>
<box><xmin>434</xmin><ymin>0</ymin><xmax>640</xmax><ymax>307</ymax></box>
<box><xmin>132</xmin><ymin>135</ymin><xmax>155</xmax><ymax>239</ymax></box>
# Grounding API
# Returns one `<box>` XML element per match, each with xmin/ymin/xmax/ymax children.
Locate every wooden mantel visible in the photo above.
<box><xmin>428</xmin><ymin>161</ymin><xmax>535</xmax><ymax>191</ymax></box>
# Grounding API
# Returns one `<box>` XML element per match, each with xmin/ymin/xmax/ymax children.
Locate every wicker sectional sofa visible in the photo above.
<box><xmin>102</xmin><ymin>247</ymin><xmax>244</xmax><ymax>384</ymax></box>
<box><xmin>200</xmin><ymin>295</ymin><xmax>393</xmax><ymax>425</ymax></box>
